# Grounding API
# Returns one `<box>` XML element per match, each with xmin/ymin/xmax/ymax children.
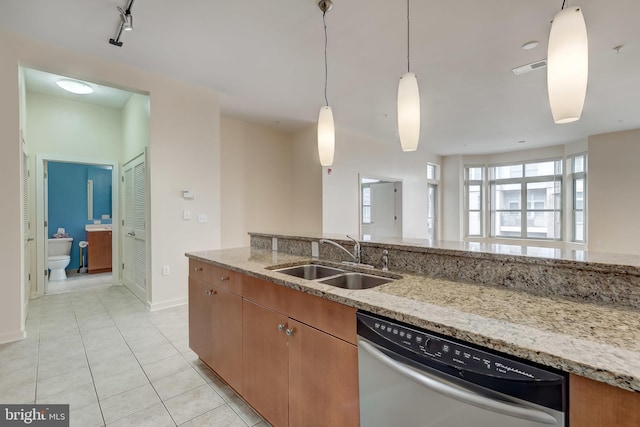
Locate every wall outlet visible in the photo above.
<box><xmin>198</xmin><ymin>213</ymin><xmax>207</xmax><ymax>223</ymax></box>
<box><xmin>162</xmin><ymin>265</ymin><xmax>170</xmax><ymax>276</ymax></box>
<box><xmin>183</xmin><ymin>210</ymin><xmax>191</xmax><ymax>220</ymax></box>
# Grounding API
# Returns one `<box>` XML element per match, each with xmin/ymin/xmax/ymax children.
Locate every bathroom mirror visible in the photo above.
<box><xmin>360</xmin><ymin>175</ymin><xmax>402</xmax><ymax>240</ymax></box>
<box><xmin>88</xmin><ymin>166</ymin><xmax>113</xmax><ymax>221</ymax></box>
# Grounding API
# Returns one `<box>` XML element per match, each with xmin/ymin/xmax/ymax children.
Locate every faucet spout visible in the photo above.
<box><xmin>319</xmin><ymin>235</ymin><xmax>361</xmax><ymax>264</ymax></box>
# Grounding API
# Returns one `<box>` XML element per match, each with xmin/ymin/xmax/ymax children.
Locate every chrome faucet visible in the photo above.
<box><xmin>319</xmin><ymin>235</ymin><xmax>361</xmax><ymax>264</ymax></box>
<box><xmin>381</xmin><ymin>250</ymin><xmax>389</xmax><ymax>272</ymax></box>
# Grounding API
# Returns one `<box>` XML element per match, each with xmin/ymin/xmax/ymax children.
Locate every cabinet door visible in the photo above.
<box><xmin>570</xmin><ymin>374</ymin><xmax>640</xmax><ymax>426</ymax></box>
<box><xmin>210</xmin><ymin>286</ymin><xmax>243</xmax><ymax>393</ymax></box>
<box><xmin>288</xmin><ymin>319</ymin><xmax>359</xmax><ymax>427</ymax></box>
<box><xmin>242</xmin><ymin>300</ymin><xmax>289</xmax><ymax>427</ymax></box>
<box><xmin>188</xmin><ymin>277</ymin><xmax>212</xmax><ymax>365</ymax></box>
<box><xmin>87</xmin><ymin>230</ymin><xmax>112</xmax><ymax>273</ymax></box>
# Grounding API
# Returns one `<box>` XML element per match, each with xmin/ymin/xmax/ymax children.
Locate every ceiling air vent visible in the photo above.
<box><xmin>512</xmin><ymin>59</ymin><xmax>547</xmax><ymax>76</ymax></box>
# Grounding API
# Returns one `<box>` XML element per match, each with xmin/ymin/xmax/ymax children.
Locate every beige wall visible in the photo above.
<box><xmin>588</xmin><ymin>128</ymin><xmax>640</xmax><ymax>255</ymax></box>
<box><xmin>220</xmin><ymin>117</ymin><xmax>323</xmax><ymax>247</ymax></box>
<box><xmin>290</xmin><ymin>126</ymin><xmax>323</xmax><ymax>235</ymax></box>
<box><xmin>0</xmin><ymin>29</ymin><xmax>221</xmax><ymax>341</ymax></box>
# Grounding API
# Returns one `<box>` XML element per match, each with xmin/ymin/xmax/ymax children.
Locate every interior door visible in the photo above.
<box><xmin>370</xmin><ymin>182</ymin><xmax>401</xmax><ymax>238</ymax></box>
<box><xmin>122</xmin><ymin>153</ymin><xmax>147</xmax><ymax>302</ymax></box>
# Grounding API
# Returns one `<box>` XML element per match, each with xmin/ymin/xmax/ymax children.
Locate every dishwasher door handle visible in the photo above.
<box><xmin>359</xmin><ymin>339</ymin><xmax>558</xmax><ymax>425</ymax></box>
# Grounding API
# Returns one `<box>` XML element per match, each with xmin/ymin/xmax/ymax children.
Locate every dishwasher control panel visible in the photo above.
<box><xmin>357</xmin><ymin>311</ymin><xmax>562</xmax><ymax>382</ymax></box>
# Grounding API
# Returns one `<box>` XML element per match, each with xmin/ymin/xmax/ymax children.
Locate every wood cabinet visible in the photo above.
<box><xmin>570</xmin><ymin>374</ymin><xmax>640</xmax><ymax>427</ymax></box>
<box><xmin>87</xmin><ymin>230</ymin><xmax>112</xmax><ymax>273</ymax></box>
<box><xmin>188</xmin><ymin>260</ymin><xmax>243</xmax><ymax>393</ymax></box>
<box><xmin>242</xmin><ymin>275</ymin><xmax>359</xmax><ymax>427</ymax></box>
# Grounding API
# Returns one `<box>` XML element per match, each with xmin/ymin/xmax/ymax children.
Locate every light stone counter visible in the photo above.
<box><xmin>186</xmin><ymin>247</ymin><xmax>640</xmax><ymax>393</ymax></box>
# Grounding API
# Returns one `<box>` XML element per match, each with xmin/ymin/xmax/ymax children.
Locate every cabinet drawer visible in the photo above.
<box><xmin>189</xmin><ymin>261</ymin><xmax>242</xmax><ymax>296</ymax></box>
<box><xmin>190</xmin><ymin>260</ymin><xmax>212</xmax><ymax>283</ymax></box>
<box><xmin>210</xmin><ymin>266</ymin><xmax>243</xmax><ymax>296</ymax></box>
<box><xmin>243</xmin><ymin>274</ymin><xmax>357</xmax><ymax>345</ymax></box>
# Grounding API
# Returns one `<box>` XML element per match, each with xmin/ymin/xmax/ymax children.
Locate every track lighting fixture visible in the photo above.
<box><xmin>109</xmin><ymin>0</ymin><xmax>136</xmax><ymax>47</ymax></box>
<box><xmin>317</xmin><ymin>0</ymin><xmax>335</xmax><ymax>167</ymax></box>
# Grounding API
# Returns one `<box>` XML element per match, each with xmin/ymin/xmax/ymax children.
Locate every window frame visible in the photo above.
<box><xmin>568</xmin><ymin>153</ymin><xmax>587</xmax><ymax>243</ymax></box>
<box><xmin>464</xmin><ymin>166</ymin><xmax>485</xmax><ymax>237</ymax></box>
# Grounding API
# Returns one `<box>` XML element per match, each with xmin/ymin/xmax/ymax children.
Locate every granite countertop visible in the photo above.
<box><xmin>186</xmin><ymin>247</ymin><xmax>640</xmax><ymax>393</ymax></box>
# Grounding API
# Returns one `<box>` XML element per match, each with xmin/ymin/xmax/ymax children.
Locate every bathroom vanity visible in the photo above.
<box><xmin>86</xmin><ymin>227</ymin><xmax>112</xmax><ymax>273</ymax></box>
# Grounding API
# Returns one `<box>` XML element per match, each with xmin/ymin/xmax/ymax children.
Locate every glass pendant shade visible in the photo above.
<box><xmin>397</xmin><ymin>72</ymin><xmax>420</xmax><ymax>151</ymax></box>
<box><xmin>317</xmin><ymin>105</ymin><xmax>335</xmax><ymax>166</ymax></box>
<box><xmin>547</xmin><ymin>7</ymin><xmax>588</xmax><ymax>124</ymax></box>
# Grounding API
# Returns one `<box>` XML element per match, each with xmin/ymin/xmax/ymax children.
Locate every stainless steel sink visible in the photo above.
<box><xmin>319</xmin><ymin>272</ymin><xmax>394</xmax><ymax>290</ymax></box>
<box><xmin>274</xmin><ymin>264</ymin><xmax>345</xmax><ymax>280</ymax></box>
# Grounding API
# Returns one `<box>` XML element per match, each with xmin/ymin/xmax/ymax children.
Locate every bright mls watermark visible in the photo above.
<box><xmin>0</xmin><ymin>405</ymin><xmax>69</xmax><ymax>426</ymax></box>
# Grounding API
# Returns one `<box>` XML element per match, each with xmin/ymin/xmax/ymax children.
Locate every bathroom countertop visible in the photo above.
<box><xmin>186</xmin><ymin>247</ymin><xmax>640</xmax><ymax>393</ymax></box>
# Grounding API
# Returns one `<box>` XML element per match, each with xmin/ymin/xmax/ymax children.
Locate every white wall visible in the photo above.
<box><xmin>588</xmin><ymin>128</ymin><xmax>640</xmax><ymax>255</ymax></box>
<box><xmin>0</xmin><ymin>29</ymin><xmax>221</xmax><ymax>341</ymax></box>
<box><xmin>220</xmin><ymin>117</ymin><xmax>295</xmax><ymax>248</ymax></box>
<box><xmin>317</xmin><ymin>126</ymin><xmax>441</xmax><ymax>238</ymax></box>
<box><xmin>441</xmin><ymin>155</ymin><xmax>464</xmax><ymax>241</ymax></box>
<box><xmin>26</xmin><ymin>92</ymin><xmax>123</xmax><ymax>160</ymax></box>
<box><xmin>122</xmin><ymin>93</ymin><xmax>150</xmax><ymax>162</ymax></box>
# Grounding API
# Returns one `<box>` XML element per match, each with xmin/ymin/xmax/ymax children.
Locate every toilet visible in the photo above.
<box><xmin>48</xmin><ymin>237</ymin><xmax>73</xmax><ymax>281</ymax></box>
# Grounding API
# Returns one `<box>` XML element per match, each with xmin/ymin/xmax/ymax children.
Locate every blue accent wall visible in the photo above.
<box><xmin>48</xmin><ymin>162</ymin><xmax>112</xmax><ymax>270</ymax></box>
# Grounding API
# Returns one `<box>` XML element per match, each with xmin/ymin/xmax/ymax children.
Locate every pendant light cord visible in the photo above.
<box><xmin>406</xmin><ymin>0</ymin><xmax>410</xmax><ymax>73</ymax></box>
<box><xmin>323</xmin><ymin>10</ymin><xmax>329</xmax><ymax>107</ymax></box>
<box><xmin>561</xmin><ymin>0</ymin><xmax>566</xmax><ymax>10</ymax></box>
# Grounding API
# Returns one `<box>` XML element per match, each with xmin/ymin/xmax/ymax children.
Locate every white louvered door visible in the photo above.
<box><xmin>122</xmin><ymin>153</ymin><xmax>147</xmax><ymax>302</ymax></box>
<box><xmin>22</xmin><ymin>150</ymin><xmax>31</xmax><ymax>314</ymax></box>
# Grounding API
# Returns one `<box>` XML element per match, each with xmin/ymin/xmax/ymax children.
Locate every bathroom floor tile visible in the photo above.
<box><xmin>36</xmin><ymin>366</ymin><xmax>93</xmax><ymax>400</ymax></box>
<box><xmin>141</xmin><ymin>353</ymin><xmax>192</xmax><ymax>382</ymax></box>
<box><xmin>93</xmin><ymin>365</ymin><xmax>150</xmax><ymax>400</ymax></box>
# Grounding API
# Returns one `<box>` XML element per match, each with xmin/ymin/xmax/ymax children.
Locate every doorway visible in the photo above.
<box><xmin>360</xmin><ymin>176</ymin><xmax>403</xmax><ymax>240</ymax></box>
<box><xmin>35</xmin><ymin>155</ymin><xmax>119</xmax><ymax>296</ymax></box>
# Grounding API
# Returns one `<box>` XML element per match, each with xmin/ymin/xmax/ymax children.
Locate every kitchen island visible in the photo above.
<box><xmin>187</xmin><ymin>234</ymin><xmax>640</xmax><ymax>426</ymax></box>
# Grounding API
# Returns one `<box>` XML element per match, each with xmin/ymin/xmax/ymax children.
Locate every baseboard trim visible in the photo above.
<box><xmin>147</xmin><ymin>297</ymin><xmax>187</xmax><ymax>312</ymax></box>
<box><xmin>0</xmin><ymin>329</ymin><xmax>27</xmax><ymax>345</ymax></box>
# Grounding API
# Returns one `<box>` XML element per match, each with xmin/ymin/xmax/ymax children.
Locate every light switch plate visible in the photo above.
<box><xmin>183</xmin><ymin>210</ymin><xmax>191</xmax><ymax>220</ymax></box>
<box><xmin>198</xmin><ymin>214</ymin><xmax>207</xmax><ymax>223</ymax></box>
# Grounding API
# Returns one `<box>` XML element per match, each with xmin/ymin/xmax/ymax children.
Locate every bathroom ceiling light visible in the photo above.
<box><xmin>317</xmin><ymin>0</ymin><xmax>335</xmax><ymax>167</ymax></box>
<box><xmin>109</xmin><ymin>0</ymin><xmax>135</xmax><ymax>47</ymax></box>
<box><xmin>56</xmin><ymin>79</ymin><xmax>94</xmax><ymax>95</ymax></box>
<box><xmin>547</xmin><ymin>1</ymin><xmax>588</xmax><ymax>124</ymax></box>
<box><xmin>397</xmin><ymin>0</ymin><xmax>420</xmax><ymax>152</ymax></box>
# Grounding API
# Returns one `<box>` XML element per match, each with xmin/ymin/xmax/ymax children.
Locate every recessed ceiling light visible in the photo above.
<box><xmin>521</xmin><ymin>41</ymin><xmax>539</xmax><ymax>50</ymax></box>
<box><xmin>56</xmin><ymin>79</ymin><xmax>94</xmax><ymax>95</ymax></box>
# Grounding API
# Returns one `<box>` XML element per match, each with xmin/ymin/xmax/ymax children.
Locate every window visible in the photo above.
<box><xmin>570</xmin><ymin>154</ymin><xmax>586</xmax><ymax>243</ymax></box>
<box><xmin>362</xmin><ymin>186</ymin><xmax>371</xmax><ymax>224</ymax></box>
<box><xmin>490</xmin><ymin>160</ymin><xmax>562</xmax><ymax>240</ymax></box>
<box><xmin>426</xmin><ymin>163</ymin><xmax>440</xmax><ymax>240</ymax></box>
<box><xmin>465</xmin><ymin>167</ymin><xmax>484</xmax><ymax>236</ymax></box>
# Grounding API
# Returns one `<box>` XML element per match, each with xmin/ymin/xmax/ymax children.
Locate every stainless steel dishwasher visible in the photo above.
<box><xmin>357</xmin><ymin>311</ymin><xmax>567</xmax><ymax>427</ymax></box>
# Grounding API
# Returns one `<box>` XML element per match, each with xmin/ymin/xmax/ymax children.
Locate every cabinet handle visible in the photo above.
<box><xmin>194</xmin><ymin>267</ymin><xmax>203</xmax><ymax>272</ymax></box>
<box><xmin>277</xmin><ymin>324</ymin><xmax>286</xmax><ymax>332</ymax></box>
<box><xmin>211</xmin><ymin>290</ymin><xmax>217</xmax><ymax>295</ymax></box>
<box><xmin>204</xmin><ymin>290</ymin><xmax>211</xmax><ymax>296</ymax></box>
<box><xmin>285</xmin><ymin>328</ymin><xmax>295</xmax><ymax>336</ymax></box>
<box><xmin>220</xmin><ymin>276</ymin><xmax>230</xmax><ymax>282</ymax></box>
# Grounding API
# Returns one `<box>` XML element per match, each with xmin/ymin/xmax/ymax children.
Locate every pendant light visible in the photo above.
<box><xmin>317</xmin><ymin>0</ymin><xmax>335</xmax><ymax>167</ymax></box>
<box><xmin>397</xmin><ymin>0</ymin><xmax>420</xmax><ymax>152</ymax></box>
<box><xmin>547</xmin><ymin>1</ymin><xmax>588</xmax><ymax>124</ymax></box>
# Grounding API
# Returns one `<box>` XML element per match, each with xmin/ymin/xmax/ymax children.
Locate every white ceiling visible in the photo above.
<box><xmin>2</xmin><ymin>0</ymin><xmax>639</xmax><ymax>155</ymax></box>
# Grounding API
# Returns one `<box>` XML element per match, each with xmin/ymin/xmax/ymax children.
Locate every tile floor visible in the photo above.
<box><xmin>0</xmin><ymin>281</ymin><xmax>270</xmax><ymax>427</ymax></box>
<box><xmin>47</xmin><ymin>272</ymin><xmax>114</xmax><ymax>294</ymax></box>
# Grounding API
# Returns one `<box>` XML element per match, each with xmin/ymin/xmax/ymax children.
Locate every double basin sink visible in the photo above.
<box><xmin>271</xmin><ymin>263</ymin><xmax>396</xmax><ymax>290</ymax></box>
